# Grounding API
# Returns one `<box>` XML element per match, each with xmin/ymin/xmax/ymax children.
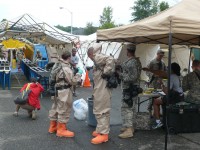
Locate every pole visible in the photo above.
<box><xmin>59</xmin><ymin>7</ymin><xmax>73</xmax><ymax>34</ymax></box>
<box><xmin>165</xmin><ymin>22</ymin><xmax>172</xmax><ymax>150</ymax></box>
<box><xmin>188</xmin><ymin>48</ymin><xmax>192</xmax><ymax>73</ymax></box>
<box><xmin>71</xmin><ymin>12</ymin><xmax>73</xmax><ymax>34</ymax></box>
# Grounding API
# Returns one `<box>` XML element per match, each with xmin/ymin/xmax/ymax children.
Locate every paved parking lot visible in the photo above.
<box><xmin>0</xmin><ymin>88</ymin><xmax>200</xmax><ymax>150</ymax></box>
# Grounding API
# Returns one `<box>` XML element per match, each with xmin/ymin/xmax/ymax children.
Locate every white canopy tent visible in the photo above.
<box><xmin>0</xmin><ymin>14</ymin><xmax>79</xmax><ymax>62</ymax></box>
<box><xmin>97</xmin><ymin>0</ymin><xmax>200</xmax><ymax>46</ymax></box>
<box><xmin>78</xmin><ymin>34</ymin><xmax>190</xmax><ymax>81</ymax></box>
<box><xmin>96</xmin><ymin>0</ymin><xmax>200</xmax><ymax>148</ymax></box>
<box><xmin>0</xmin><ymin>14</ymin><xmax>78</xmax><ymax>44</ymax></box>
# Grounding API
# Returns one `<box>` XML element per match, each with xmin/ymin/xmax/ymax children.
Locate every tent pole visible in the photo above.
<box><xmin>188</xmin><ymin>47</ymin><xmax>192</xmax><ymax>73</ymax></box>
<box><xmin>165</xmin><ymin>31</ymin><xmax>172</xmax><ymax>150</ymax></box>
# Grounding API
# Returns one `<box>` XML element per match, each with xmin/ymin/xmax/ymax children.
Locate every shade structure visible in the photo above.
<box><xmin>2</xmin><ymin>38</ymin><xmax>27</xmax><ymax>49</ymax></box>
<box><xmin>0</xmin><ymin>14</ymin><xmax>78</xmax><ymax>45</ymax></box>
<box><xmin>97</xmin><ymin>0</ymin><xmax>200</xmax><ymax>45</ymax></box>
<box><xmin>97</xmin><ymin>1</ymin><xmax>200</xmax><ymax>149</ymax></box>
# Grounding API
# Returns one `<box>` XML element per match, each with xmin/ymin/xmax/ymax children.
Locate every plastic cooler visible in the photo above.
<box><xmin>165</xmin><ymin>104</ymin><xmax>200</xmax><ymax>134</ymax></box>
<box><xmin>0</xmin><ymin>70</ymin><xmax>4</xmax><ymax>89</ymax></box>
<box><xmin>4</xmin><ymin>71</ymin><xmax>11</xmax><ymax>90</ymax></box>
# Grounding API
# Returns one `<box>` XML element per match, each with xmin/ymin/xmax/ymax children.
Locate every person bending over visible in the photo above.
<box><xmin>13</xmin><ymin>78</ymin><xmax>44</xmax><ymax>120</ymax></box>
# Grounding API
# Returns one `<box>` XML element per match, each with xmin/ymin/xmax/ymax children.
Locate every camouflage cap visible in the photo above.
<box><xmin>126</xmin><ymin>44</ymin><xmax>136</xmax><ymax>52</ymax></box>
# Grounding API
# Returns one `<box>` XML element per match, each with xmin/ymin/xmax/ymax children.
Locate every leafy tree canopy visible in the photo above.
<box><xmin>84</xmin><ymin>22</ymin><xmax>97</xmax><ymax>35</ymax></box>
<box><xmin>99</xmin><ymin>6</ymin><xmax>115</xmax><ymax>29</ymax></box>
<box><xmin>159</xmin><ymin>1</ymin><xmax>169</xmax><ymax>11</ymax></box>
<box><xmin>131</xmin><ymin>0</ymin><xmax>169</xmax><ymax>22</ymax></box>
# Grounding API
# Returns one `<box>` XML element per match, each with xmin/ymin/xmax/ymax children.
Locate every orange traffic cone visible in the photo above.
<box><xmin>83</xmin><ymin>70</ymin><xmax>91</xmax><ymax>87</ymax></box>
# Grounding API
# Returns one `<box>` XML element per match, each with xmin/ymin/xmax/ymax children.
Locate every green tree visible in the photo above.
<box><xmin>151</xmin><ymin>0</ymin><xmax>159</xmax><ymax>14</ymax></box>
<box><xmin>131</xmin><ymin>0</ymin><xmax>169</xmax><ymax>22</ymax></box>
<box><xmin>131</xmin><ymin>0</ymin><xmax>152</xmax><ymax>22</ymax></box>
<box><xmin>159</xmin><ymin>1</ymin><xmax>169</xmax><ymax>11</ymax></box>
<box><xmin>84</xmin><ymin>22</ymin><xmax>97</xmax><ymax>35</ymax></box>
<box><xmin>55</xmin><ymin>25</ymin><xmax>85</xmax><ymax>35</ymax></box>
<box><xmin>99</xmin><ymin>6</ymin><xmax>115</xmax><ymax>29</ymax></box>
<box><xmin>55</xmin><ymin>25</ymin><xmax>71</xmax><ymax>32</ymax></box>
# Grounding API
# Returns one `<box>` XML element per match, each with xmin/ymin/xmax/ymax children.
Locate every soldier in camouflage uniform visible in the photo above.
<box><xmin>182</xmin><ymin>60</ymin><xmax>200</xmax><ymax>104</ymax></box>
<box><xmin>48</xmin><ymin>51</ymin><xmax>80</xmax><ymax>138</ymax></box>
<box><xmin>146</xmin><ymin>49</ymin><xmax>166</xmax><ymax>89</ymax></box>
<box><xmin>118</xmin><ymin>44</ymin><xmax>142</xmax><ymax>138</ymax></box>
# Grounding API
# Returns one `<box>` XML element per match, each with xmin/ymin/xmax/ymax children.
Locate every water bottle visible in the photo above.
<box><xmin>144</xmin><ymin>82</ymin><xmax>148</xmax><ymax>92</ymax></box>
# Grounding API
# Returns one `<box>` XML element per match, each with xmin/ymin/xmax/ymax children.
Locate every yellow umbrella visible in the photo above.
<box><xmin>2</xmin><ymin>38</ymin><xmax>25</xmax><ymax>49</ymax></box>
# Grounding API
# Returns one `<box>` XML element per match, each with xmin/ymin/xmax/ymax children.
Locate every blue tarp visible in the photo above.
<box><xmin>34</xmin><ymin>44</ymin><xmax>48</xmax><ymax>68</ymax></box>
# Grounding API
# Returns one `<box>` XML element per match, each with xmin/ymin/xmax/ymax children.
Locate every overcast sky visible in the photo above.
<box><xmin>0</xmin><ymin>0</ymin><xmax>181</xmax><ymax>28</ymax></box>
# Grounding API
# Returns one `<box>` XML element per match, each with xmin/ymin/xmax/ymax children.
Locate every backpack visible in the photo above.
<box><xmin>14</xmin><ymin>83</ymin><xmax>32</xmax><ymax>105</ymax></box>
<box><xmin>48</xmin><ymin>62</ymin><xmax>62</xmax><ymax>96</ymax></box>
<box><xmin>106</xmin><ymin>72</ymin><xmax>118</xmax><ymax>88</ymax></box>
<box><xmin>49</xmin><ymin>62</ymin><xmax>62</xmax><ymax>85</ymax></box>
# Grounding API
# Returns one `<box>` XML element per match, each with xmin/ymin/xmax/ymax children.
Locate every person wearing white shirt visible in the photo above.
<box><xmin>71</xmin><ymin>48</ymin><xmax>79</xmax><ymax>97</ymax></box>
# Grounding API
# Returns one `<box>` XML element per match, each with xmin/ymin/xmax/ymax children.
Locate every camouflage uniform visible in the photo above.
<box><xmin>93</xmin><ymin>53</ymin><xmax>115</xmax><ymax>134</ymax></box>
<box><xmin>49</xmin><ymin>59</ymin><xmax>79</xmax><ymax>123</ymax></box>
<box><xmin>121</xmin><ymin>57</ymin><xmax>141</xmax><ymax>128</ymax></box>
<box><xmin>182</xmin><ymin>70</ymin><xmax>200</xmax><ymax>104</ymax></box>
<box><xmin>146</xmin><ymin>58</ymin><xmax>166</xmax><ymax>89</ymax></box>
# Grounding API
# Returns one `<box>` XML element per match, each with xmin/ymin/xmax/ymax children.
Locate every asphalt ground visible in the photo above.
<box><xmin>0</xmin><ymin>87</ymin><xmax>200</xmax><ymax>150</ymax></box>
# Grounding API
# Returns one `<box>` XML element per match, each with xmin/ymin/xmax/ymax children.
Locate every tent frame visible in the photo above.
<box><xmin>97</xmin><ymin>22</ymin><xmax>198</xmax><ymax>150</ymax></box>
<box><xmin>0</xmin><ymin>14</ymin><xmax>78</xmax><ymax>45</ymax></box>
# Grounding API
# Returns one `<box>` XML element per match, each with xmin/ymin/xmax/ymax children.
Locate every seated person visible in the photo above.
<box><xmin>182</xmin><ymin>60</ymin><xmax>200</xmax><ymax>104</ymax></box>
<box><xmin>152</xmin><ymin>63</ymin><xmax>184</xmax><ymax>129</ymax></box>
<box><xmin>33</xmin><ymin>50</ymin><xmax>42</xmax><ymax>64</ymax></box>
<box><xmin>13</xmin><ymin>78</ymin><xmax>44</xmax><ymax>120</ymax></box>
<box><xmin>16</xmin><ymin>50</ymin><xmax>24</xmax><ymax>62</ymax></box>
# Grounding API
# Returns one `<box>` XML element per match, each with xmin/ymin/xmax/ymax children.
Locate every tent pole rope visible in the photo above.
<box><xmin>27</xmin><ymin>14</ymin><xmax>75</xmax><ymax>42</ymax></box>
<box><xmin>77</xmin><ymin>48</ymin><xmax>85</xmax><ymax>66</ymax></box>
<box><xmin>7</xmin><ymin>14</ymin><xmax>25</xmax><ymax>31</ymax></box>
<box><xmin>104</xmin><ymin>42</ymin><xmax>110</xmax><ymax>54</ymax></box>
<box><xmin>111</xmin><ymin>42</ymin><xmax>118</xmax><ymax>55</ymax></box>
<box><xmin>43</xmin><ymin>23</ymin><xmax>74</xmax><ymax>41</ymax></box>
<box><xmin>78</xmin><ymin>46</ymin><xmax>84</xmax><ymax>63</ymax></box>
<box><xmin>113</xmin><ymin>43</ymin><xmax>123</xmax><ymax>57</ymax></box>
<box><xmin>23</xmin><ymin>17</ymin><xmax>42</xmax><ymax>32</ymax></box>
